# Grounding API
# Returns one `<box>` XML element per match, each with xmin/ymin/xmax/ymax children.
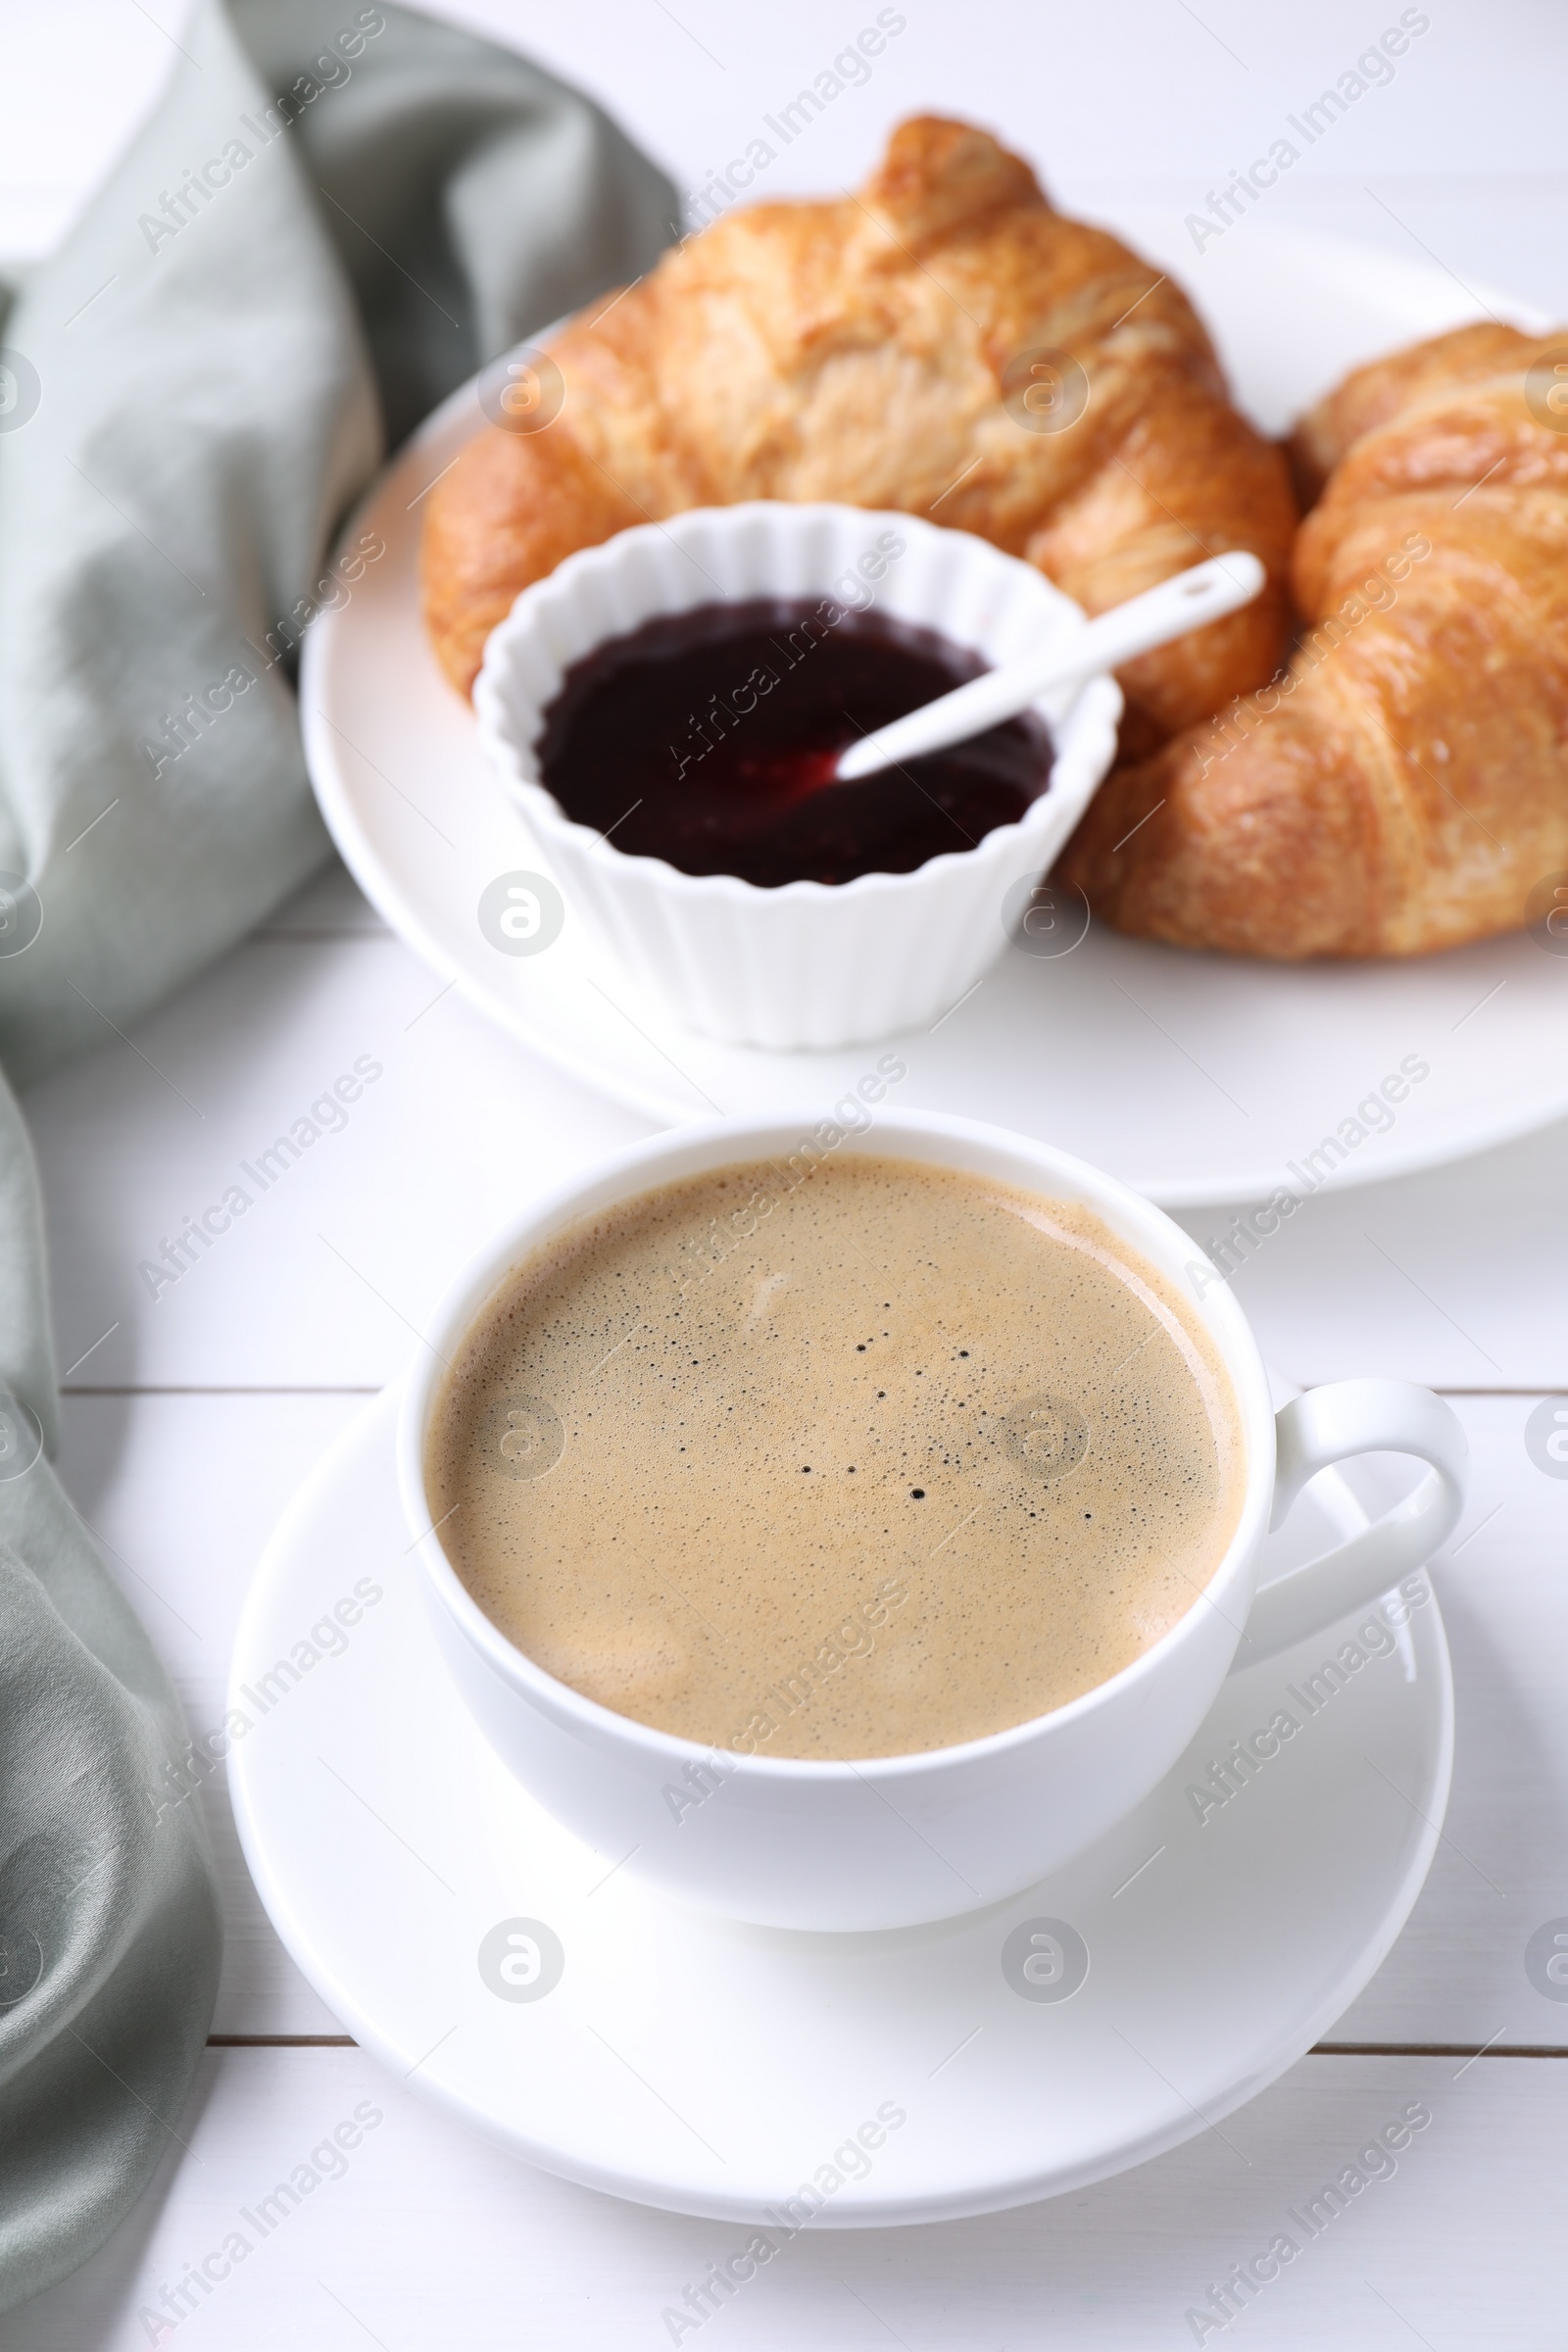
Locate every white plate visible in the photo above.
<box><xmin>302</xmin><ymin>220</ymin><xmax>1566</xmax><ymax>1205</ymax></box>
<box><xmin>229</xmin><ymin>1387</ymin><xmax>1451</xmax><ymax>2226</ymax></box>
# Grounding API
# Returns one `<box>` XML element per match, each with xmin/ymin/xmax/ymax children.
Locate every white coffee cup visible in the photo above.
<box><xmin>399</xmin><ymin>1109</ymin><xmax>1466</xmax><ymax>1934</ymax></box>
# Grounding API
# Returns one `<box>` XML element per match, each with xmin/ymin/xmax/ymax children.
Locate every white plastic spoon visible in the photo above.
<box><xmin>833</xmin><ymin>550</ymin><xmax>1267</xmax><ymax>782</ymax></box>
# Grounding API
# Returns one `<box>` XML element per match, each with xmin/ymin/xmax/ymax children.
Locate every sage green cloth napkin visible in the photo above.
<box><xmin>0</xmin><ymin>0</ymin><xmax>674</xmax><ymax>2311</ymax></box>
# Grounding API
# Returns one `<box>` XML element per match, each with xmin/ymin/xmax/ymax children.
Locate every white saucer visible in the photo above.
<box><xmin>301</xmin><ymin>220</ymin><xmax>1567</xmax><ymax>1207</ymax></box>
<box><xmin>229</xmin><ymin>1390</ymin><xmax>1452</xmax><ymax>2226</ymax></box>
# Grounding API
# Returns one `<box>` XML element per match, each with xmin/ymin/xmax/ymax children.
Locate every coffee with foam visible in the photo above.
<box><xmin>425</xmin><ymin>1154</ymin><xmax>1245</xmax><ymax>1759</ymax></box>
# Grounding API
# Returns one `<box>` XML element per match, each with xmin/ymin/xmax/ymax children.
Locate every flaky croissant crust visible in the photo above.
<box><xmin>1058</xmin><ymin>321</ymin><xmax>1568</xmax><ymax>957</ymax></box>
<box><xmin>421</xmin><ymin>116</ymin><xmax>1296</xmax><ymax>749</ymax></box>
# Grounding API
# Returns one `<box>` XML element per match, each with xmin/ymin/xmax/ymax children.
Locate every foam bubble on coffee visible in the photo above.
<box><xmin>425</xmin><ymin>1155</ymin><xmax>1245</xmax><ymax>1759</ymax></box>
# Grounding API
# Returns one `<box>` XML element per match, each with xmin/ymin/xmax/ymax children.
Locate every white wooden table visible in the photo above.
<box><xmin>4</xmin><ymin>4</ymin><xmax>1567</xmax><ymax>2343</ymax></box>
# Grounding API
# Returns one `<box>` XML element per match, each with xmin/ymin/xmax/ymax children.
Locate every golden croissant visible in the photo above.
<box><xmin>422</xmin><ymin>115</ymin><xmax>1296</xmax><ymax>752</ymax></box>
<box><xmin>1058</xmin><ymin>321</ymin><xmax>1568</xmax><ymax>956</ymax></box>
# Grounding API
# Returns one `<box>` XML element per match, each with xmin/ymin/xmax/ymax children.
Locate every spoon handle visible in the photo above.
<box><xmin>835</xmin><ymin>552</ymin><xmax>1267</xmax><ymax>783</ymax></box>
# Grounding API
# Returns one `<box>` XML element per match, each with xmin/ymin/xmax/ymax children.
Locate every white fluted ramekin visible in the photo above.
<box><xmin>472</xmin><ymin>504</ymin><xmax>1121</xmax><ymax>1051</ymax></box>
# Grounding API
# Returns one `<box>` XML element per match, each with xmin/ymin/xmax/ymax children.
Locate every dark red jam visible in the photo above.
<box><xmin>534</xmin><ymin>597</ymin><xmax>1053</xmax><ymax>888</ymax></box>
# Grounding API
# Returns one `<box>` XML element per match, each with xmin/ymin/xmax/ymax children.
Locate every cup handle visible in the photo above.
<box><xmin>1228</xmin><ymin>1380</ymin><xmax>1468</xmax><ymax>1673</ymax></box>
